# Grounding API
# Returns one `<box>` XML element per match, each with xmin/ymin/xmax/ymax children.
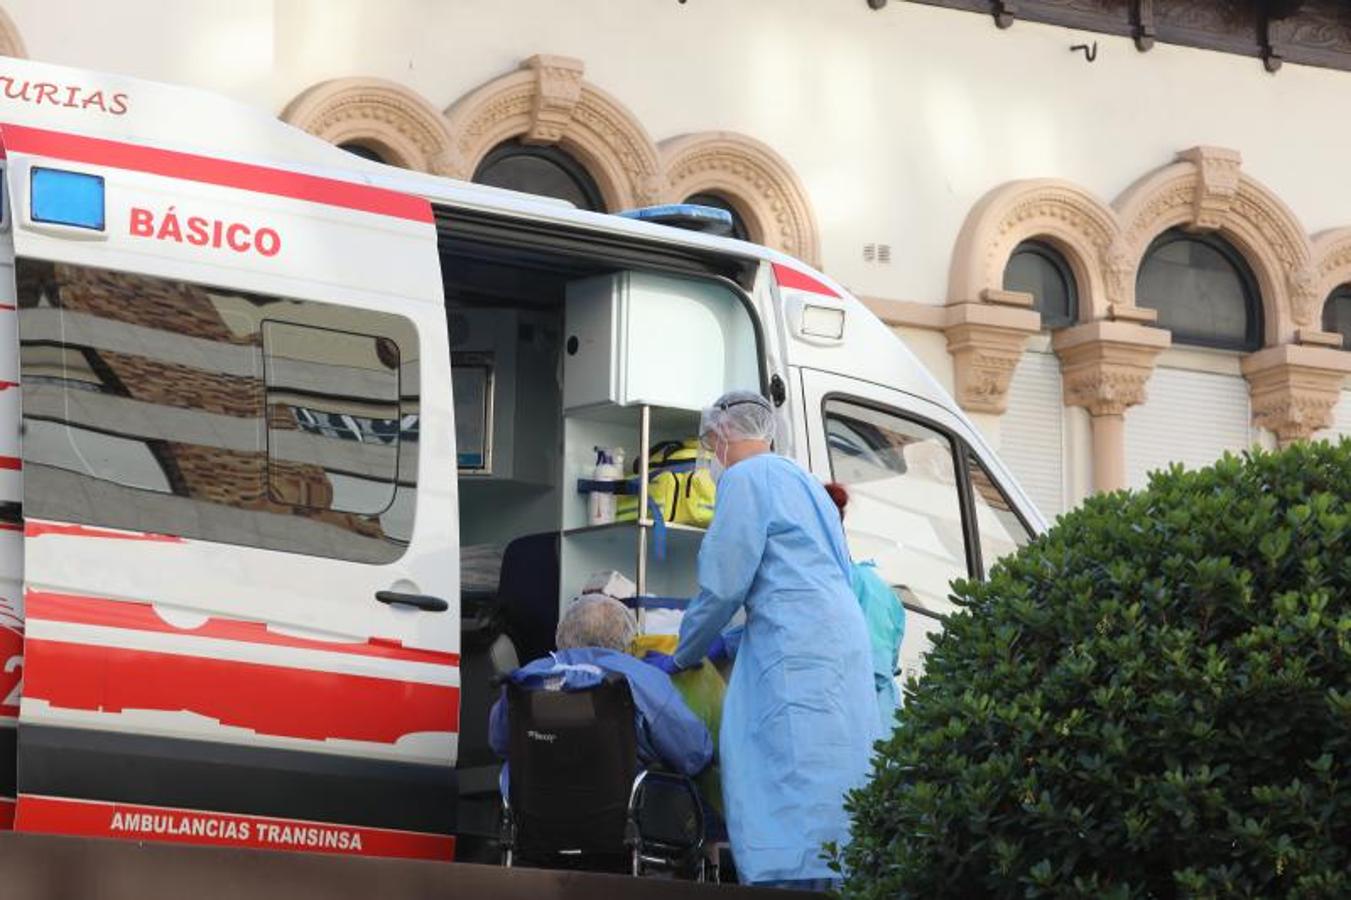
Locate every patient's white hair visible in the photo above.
<box><xmin>556</xmin><ymin>593</ymin><xmax>638</xmax><ymax>652</ymax></box>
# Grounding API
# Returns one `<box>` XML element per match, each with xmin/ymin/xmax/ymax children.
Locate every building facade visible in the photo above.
<box><xmin>4</xmin><ymin>0</ymin><xmax>1350</xmax><ymax>520</ymax></box>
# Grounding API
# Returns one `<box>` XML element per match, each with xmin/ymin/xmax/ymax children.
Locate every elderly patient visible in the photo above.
<box><xmin>489</xmin><ymin>594</ymin><xmax>713</xmax><ymax>779</ymax></box>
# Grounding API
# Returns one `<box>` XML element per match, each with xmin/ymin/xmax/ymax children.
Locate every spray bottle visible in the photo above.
<box><xmin>589</xmin><ymin>446</ymin><xmax>622</xmax><ymax>525</ymax></box>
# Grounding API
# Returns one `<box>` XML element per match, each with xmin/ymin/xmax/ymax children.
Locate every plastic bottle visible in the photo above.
<box><xmin>589</xmin><ymin>446</ymin><xmax>621</xmax><ymax>525</ymax></box>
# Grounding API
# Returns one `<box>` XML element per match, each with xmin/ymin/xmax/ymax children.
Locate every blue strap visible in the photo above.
<box><xmin>576</xmin><ymin>476</ymin><xmax>642</xmax><ymax>495</ymax></box>
<box><xmin>648</xmin><ymin>496</ymin><xmax>667</xmax><ymax>560</ymax></box>
<box><xmin>625</xmin><ymin>595</ymin><xmax>690</xmax><ymax>611</ymax></box>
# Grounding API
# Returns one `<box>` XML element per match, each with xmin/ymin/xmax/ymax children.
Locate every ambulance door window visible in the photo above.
<box><xmin>964</xmin><ymin>449</ymin><xmax>1033</xmax><ymax>577</ymax></box>
<box><xmin>16</xmin><ymin>259</ymin><xmax>419</xmax><ymax>563</ymax></box>
<box><xmin>823</xmin><ymin>398</ymin><xmax>971</xmax><ymax>615</ymax></box>
<box><xmin>262</xmin><ymin>322</ymin><xmax>402</xmax><ymax>516</ymax></box>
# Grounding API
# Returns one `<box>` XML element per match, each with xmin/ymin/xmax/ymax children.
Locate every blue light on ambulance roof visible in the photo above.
<box><xmin>616</xmin><ymin>203</ymin><xmax>733</xmax><ymax>236</ymax></box>
<box><xmin>31</xmin><ymin>167</ymin><xmax>106</xmax><ymax>231</ymax></box>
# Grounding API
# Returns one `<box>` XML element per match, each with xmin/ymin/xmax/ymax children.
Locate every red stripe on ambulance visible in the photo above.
<box><xmin>22</xmin><ymin>637</ymin><xmax>458</xmax><ymax>744</ymax></box>
<box><xmin>15</xmin><ymin>795</ymin><xmax>454</xmax><ymax>861</ymax></box>
<box><xmin>25</xmin><ymin>589</ymin><xmax>459</xmax><ymax>667</ymax></box>
<box><xmin>0</xmin><ymin>123</ymin><xmax>434</xmax><ymax>224</ymax></box>
<box><xmin>0</xmin><ymin>798</ymin><xmax>15</xmax><ymax>830</ymax></box>
<box><xmin>24</xmin><ymin>520</ymin><xmax>184</xmax><ymax>542</ymax></box>
<box><xmin>771</xmin><ymin>261</ymin><xmax>841</xmax><ymax>298</ymax></box>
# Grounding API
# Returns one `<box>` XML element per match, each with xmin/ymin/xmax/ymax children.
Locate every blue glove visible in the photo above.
<box><xmin>642</xmin><ymin>651</ymin><xmax>682</xmax><ymax>675</ymax></box>
<box><xmin>707</xmin><ymin>635</ymin><xmax>730</xmax><ymax>663</ymax></box>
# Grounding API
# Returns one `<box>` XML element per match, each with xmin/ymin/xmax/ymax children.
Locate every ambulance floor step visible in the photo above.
<box><xmin>0</xmin><ymin>831</ymin><xmax>812</xmax><ymax>899</ymax></box>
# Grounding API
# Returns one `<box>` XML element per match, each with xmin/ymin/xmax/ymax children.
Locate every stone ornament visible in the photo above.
<box><xmin>284</xmin><ymin>57</ymin><xmax>820</xmax><ymax>263</ymax></box>
<box><xmin>1242</xmin><ymin>344</ymin><xmax>1351</xmax><ymax>446</ymax></box>
<box><xmin>0</xmin><ymin>8</ymin><xmax>22</xmax><ymax>59</ymax></box>
<box><xmin>943</xmin><ymin>299</ymin><xmax>1042</xmax><ymax>415</ymax></box>
<box><xmin>280</xmin><ymin>77</ymin><xmax>457</xmax><ymax>175</ymax></box>
<box><xmin>659</xmin><ymin>131</ymin><xmax>821</xmax><ymax>267</ymax></box>
<box><xmin>1053</xmin><ymin>321</ymin><xmax>1172</xmax><ymax>418</ymax></box>
<box><xmin>1115</xmin><ymin>147</ymin><xmax>1315</xmax><ymax>342</ymax></box>
<box><xmin>930</xmin><ymin>144</ymin><xmax>1351</xmax><ymax>489</ymax></box>
<box><xmin>442</xmin><ymin>54</ymin><xmax>665</xmax><ymax>210</ymax></box>
<box><xmin>944</xmin><ymin>146</ymin><xmax>1349</xmax><ymax>451</ymax></box>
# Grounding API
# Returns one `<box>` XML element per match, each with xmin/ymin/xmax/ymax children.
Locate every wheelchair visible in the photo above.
<box><xmin>498</xmin><ymin>672</ymin><xmax>708</xmax><ymax>879</ymax></box>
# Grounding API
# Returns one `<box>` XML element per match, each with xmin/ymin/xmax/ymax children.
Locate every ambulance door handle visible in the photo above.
<box><xmin>375</xmin><ymin>590</ymin><xmax>449</xmax><ymax>613</ymax></box>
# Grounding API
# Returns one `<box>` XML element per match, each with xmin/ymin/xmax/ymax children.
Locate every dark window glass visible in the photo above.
<box><xmin>339</xmin><ymin>142</ymin><xmax>387</xmax><ymax>164</ymax></box>
<box><xmin>16</xmin><ymin>259</ymin><xmax>419</xmax><ymax>563</ymax></box>
<box><xmin>1003</xmin><ymin>239</ymin><xmax>1077</xmax><ymax>329</ymax></box>
<box><xmin>1322</xmin><ymin>285</ymin><xmax>1351</xmax><ymax>349</ymax></box>
<box><xmin>473</xmin><ymin>140</ymin><xmax>605</xmax><ymax>211</ymax></box>
<box><xmin>1136</xmin><ymin>229</ymin><xmax>1262</xmax><ymax>351</ymax></box>
<box><xmin>824</xmin><ymin>398</ymin><xmax>970</xmax><ymax>614</ymax></box>
<box><xmin>683</xmin><ymin>192</ymin><xmax>749</xmax><ymax>241</ymax></box>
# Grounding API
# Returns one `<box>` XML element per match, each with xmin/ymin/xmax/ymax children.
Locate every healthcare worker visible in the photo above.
<box><xmin>824</xmin><ymin>482</ymin><xmax>906</xmax><ymax>731</ymax></box>
<box><xmin>646</xmin><ymin>390</ymin><xmax>879</xmax><ymax>890</ymax></box>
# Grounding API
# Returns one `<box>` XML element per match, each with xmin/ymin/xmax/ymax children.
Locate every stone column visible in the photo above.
<box><xmin>943</xmin><ymin>290</ymin><xmax>1043</xmax><ymax>415</ymax></box>
<box><xmin>1241</xmin><ymin>341</ymin><xmax>1351</xmax><ymax>446</ymax></box>
<box><xmin>1053</xmin><ymin>318</ymin><xmax>1171</xmax><ymax>493</ymax></box>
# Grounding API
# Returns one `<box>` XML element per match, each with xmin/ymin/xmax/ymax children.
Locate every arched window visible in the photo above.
<box><xmin>1136</xmin><ymin>229</ymin><xmax>1262</xmax><ymax>351</ymax></box>
<box><xmin>473</xmin><ymin>140</ymin><xmax>605</xmax><ymax>211</ymax></box>
<box><xmin>338</xmin><ymin>142</ymin><xmax>391</xmax><ymax>165</ymax></box>
<box><xmin>683</xmin><ymin>192</ymin><xmax>750</xmax><ymax>241</ymax></box>
<box><xmin>1002</xmin><ymin>240</ymin><xmax>1077</xmax><ymax>329</ymax></box>
<box><xmin>1323</xmin><ymin>285</ymin><xmax>1351</xmax><ymax>349</ymax></box>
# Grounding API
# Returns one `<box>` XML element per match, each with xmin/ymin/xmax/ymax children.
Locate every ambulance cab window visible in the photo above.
<box><xmin>14</xmin><ymin>260</ymin><xmax>419</xmax><ymax>564</ymax></box>
<box><xmin>964</xmin><ymin>450</ymin><xmax>1032</xmax><ymax>575</ymax></box>
<box><xmin>824</xmin><ymin>398</ymin><xmax>970</xmax><ymax>615</ymax></box>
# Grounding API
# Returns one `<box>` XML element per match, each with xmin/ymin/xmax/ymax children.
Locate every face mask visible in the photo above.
<box><xmin>709</xmin><ymin>454</ymin><xmax>726</xmax><ymax>484</ymax></box>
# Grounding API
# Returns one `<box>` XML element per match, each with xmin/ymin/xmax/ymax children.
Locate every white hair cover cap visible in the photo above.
<box><xmin>699</xmin><ymin>390</ymin><xmax>776</xmax><ymax>446</ymax></box>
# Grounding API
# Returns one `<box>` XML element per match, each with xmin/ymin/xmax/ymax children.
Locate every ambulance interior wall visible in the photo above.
<box><xmin>450</xmin><ymin>306</ymin><xmax>564</xmax><ymax>551</ymax></box>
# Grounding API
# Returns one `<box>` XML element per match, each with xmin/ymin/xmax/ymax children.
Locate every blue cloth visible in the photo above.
<box><xmin>489</xmin><ymin>647</ymin><xmax>713</xmax><ymax>781</ymax></box>
<box><xmin>641</xmin><ymin>650</ymin><xmax>682</xmax><ymax>675</ymax></box>
<box><xmin>850</xmin><ymin>560</ymin><xmax>906</xmax><ymax>731</ymax></box>
<box><xmin>673</xmin><ymin>453</ymin><xmax>879</xmax><ymax>884</ymax></box>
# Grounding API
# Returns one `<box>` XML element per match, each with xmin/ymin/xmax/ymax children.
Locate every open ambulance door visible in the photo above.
<box><xmin>0</xmin><ymin>124</ymin><xmax>462</xmax><ymax>860</ymax></box>
<box><xmin>798</xmin><ymin>367</ymin><xmax>1034</xmax><ymax>695</ymax></box>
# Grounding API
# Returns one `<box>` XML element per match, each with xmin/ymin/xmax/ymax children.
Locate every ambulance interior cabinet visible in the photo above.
<box><xmin>563</xmin><ymin>271</ymin><xmax>759</xmax><ymax>412</ymax></box>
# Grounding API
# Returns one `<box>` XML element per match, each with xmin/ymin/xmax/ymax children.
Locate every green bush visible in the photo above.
<box><xmin>834</xmin><ymin>439</ymin><xmax>1350</xmax><ymax>899</ymax></box>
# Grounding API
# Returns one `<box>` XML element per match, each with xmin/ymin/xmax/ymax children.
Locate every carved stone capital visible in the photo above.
<box><xmin>943</xmin><ymin>302</ymin><xmax>1042</xmax><ymax>414</ymax></box>
<box><xmin>1053</xmin><ymin>321</ymin><xmax>1171</xmax><ymax>416</ymax></box>
<box><xmin>523</xmin><ymin>54</ymin><xmax>584</xmax><ymax>144</ymax></box>
<box><xmin>1241</xmin><ymin>344</ymin><xmax>1351</xmax><ymax>446</ymax></box>
<box><xmin>1177</xmin><ymin>146</ymin><xmax>1242</xmax><ymax>231</ymax></box>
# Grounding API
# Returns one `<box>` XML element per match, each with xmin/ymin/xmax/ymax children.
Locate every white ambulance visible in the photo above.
<box><xmin>0</xmin><ymin>56</ymin><xmax>1044</xmax><ymax>861</ymax></box>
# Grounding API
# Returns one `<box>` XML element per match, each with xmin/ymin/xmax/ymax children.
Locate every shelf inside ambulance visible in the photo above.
<box><xmin>561</xmin><ymin>519</ymin><xmax>707</xmax><ymax>537</ymax></box>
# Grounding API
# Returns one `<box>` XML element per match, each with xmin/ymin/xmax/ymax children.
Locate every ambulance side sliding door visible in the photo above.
<box><xmin>0</xmin><ymin>128</ymin><xmax>461</xmax><ymax>858</ymax></box>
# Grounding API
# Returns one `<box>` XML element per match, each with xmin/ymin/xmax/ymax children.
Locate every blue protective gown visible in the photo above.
<box><xmin>673</xmin><ymin>453</ymin><xmax>879</xmax><ymax>884</ymax></box>
<box><xmin>849</xmin><ymin>560</ymin><xmax>906</xmax><ymax>731</ymax></box>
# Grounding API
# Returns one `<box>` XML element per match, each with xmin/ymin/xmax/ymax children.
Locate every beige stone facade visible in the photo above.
<box><xmin>874</xmin><ymin>147</ymin><xmax>1351</xmax><ymax>494</ymax></box>
<box><xmin>281</xmin><ymin>55</ymin><xmax>821</xmax><ymax>266</ymax></box>
<box><xmin>4</xmin><ymin>0</ymin><xmax>1350</xmax><ymax>517</ymax></box>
